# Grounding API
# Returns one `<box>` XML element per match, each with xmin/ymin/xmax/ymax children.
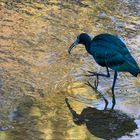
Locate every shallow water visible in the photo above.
<box><xmin>0</xmin><ymin>0</ymin><xmax>140</xmax><ymax>139</ymax></box>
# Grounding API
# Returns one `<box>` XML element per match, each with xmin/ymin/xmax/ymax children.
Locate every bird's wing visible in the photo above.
<box><xmin>90</xmin><ymin>42</ymin><xmax>139</xmax><ymax>74</ymax></box>
<box><xmin>92</xmin><ymin>34</ymin><xmax>128</xmax><ymax>54</ymax></box>
<box><xmin>92</xmin><ymin>34</ymin><xmax>139</xmax><ymax>66</ymax></box>
<box><xmin>91</xmin><ymin>45</ymin><xmax>125</xmax><ymax>70</ymax></box>
<box><xmin>104</xmin><ymin>50</ymin><xmax>127</xmax><ymax>71</ymax></box>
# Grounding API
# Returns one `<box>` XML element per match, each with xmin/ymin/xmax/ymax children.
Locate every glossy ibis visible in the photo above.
<box><xmin>68</xmin><ymin>33</ymin><xmax>140</xmax><ymax>109</ymax></box>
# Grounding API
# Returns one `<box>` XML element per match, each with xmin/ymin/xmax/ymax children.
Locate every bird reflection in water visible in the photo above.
<box><xmin>65</xmin><ymin>98</ymin><xmax>137</xmax><ymax>139</ymax></box>
<box><xmin>65</xmin><ymin>81</ymin><xmax>137</xmax><ymax>140</ymax></box>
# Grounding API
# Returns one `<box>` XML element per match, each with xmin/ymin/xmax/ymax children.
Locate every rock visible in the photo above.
<box><xmin>29</xmin><ymin>107</ymin><xmax>42</xmax><ymax>118</ymax></box>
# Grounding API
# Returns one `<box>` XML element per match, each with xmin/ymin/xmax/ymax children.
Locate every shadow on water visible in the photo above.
<box><xmin>1</xmin><ymin>95</ymin><xmax>44</xmax><ymax>140</ymax></box>
<box><xmin>65</xmin><ymin>98</ymin><xmax>137</xmax><ymax>140</ymax></box>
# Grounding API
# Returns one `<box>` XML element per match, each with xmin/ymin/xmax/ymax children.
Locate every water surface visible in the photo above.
<box><xmin>0</xmin><ymin>0</ymin><xmax>140</xmax><ymax>139</ymax></box>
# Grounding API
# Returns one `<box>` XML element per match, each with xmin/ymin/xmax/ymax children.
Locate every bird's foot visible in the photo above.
<box><xmin>85</xmin><ymin>71</ymin><xmax>98</xmax><ymax>77</ymax></box>
<box><xmin>85</xmin><ymin>81</ymin><xmax>98</xmax><ymax>91</ymax></box>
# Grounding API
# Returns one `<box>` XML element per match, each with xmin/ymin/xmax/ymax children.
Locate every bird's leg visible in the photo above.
<box><xmin>94</xmin><ymin>75</ymin><xmax>99</xmax><ymax>90</ymax></box>
<box><xmin>85</xmin><ymin>81</ymin><xmax>108</xmax><ymax>110</ymax></box>
<box><xmin>86</xmin><ymin>67</ymin><xmax>110</xmax><ymax>78</ymax></box>
<box><xmin>111</xmin><ymin>71</ymin><xmax>117</xmax><ymax>110</ymax></box>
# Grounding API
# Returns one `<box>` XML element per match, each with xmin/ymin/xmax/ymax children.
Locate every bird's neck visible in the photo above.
<box><xmin>84</xmin><ymin>41</ymin><xmax>91</xmax><ymax>54</ymax></box>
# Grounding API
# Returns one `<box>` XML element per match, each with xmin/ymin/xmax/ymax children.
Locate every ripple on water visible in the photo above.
<box><xmin>0</xmin><ymin>0</ymin><xmax>140</xmax><ymax>139</ymax></box>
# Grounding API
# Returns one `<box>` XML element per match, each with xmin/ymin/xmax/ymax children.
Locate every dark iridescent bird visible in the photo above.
<box><xmin>68</xmin><ymin>33</ymin><xmax>140</xmax><ymax>109</ymax></box>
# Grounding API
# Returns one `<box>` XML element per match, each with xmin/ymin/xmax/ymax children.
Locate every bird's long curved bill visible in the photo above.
<box><xmin>68</xmin><ymin>39</ymin><xmax>79</xmax><ymax>55</ymax></box>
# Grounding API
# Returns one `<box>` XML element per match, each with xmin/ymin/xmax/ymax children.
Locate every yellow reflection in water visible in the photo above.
<box><xmin>0</xmin><ymin>0</ymin><xmax>140</xmax><ymax>139</ymax></box>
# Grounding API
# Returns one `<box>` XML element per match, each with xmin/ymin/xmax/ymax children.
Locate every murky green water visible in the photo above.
<box><xmin>0</xmin><ymin>0</ymin><xmax>140</xmax><ymax>139</ymax></box>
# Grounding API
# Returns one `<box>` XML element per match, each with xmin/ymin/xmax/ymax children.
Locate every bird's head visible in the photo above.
<box><xmin>68</xmin><ymin>33</ymin><xmax>93</xmax><ymax>54</ymax></box>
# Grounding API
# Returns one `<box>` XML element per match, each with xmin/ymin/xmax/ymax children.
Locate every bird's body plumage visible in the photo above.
<box><xmin>86</xmin><ymin>34</ymin><xmax>140</xmax><ymax>76</ymax></box>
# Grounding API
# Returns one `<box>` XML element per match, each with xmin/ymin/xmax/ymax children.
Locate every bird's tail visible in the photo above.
<box><xmin>126</xmin><ymin>61</ymin><xmax>140</xmax><ymax>77</ymax></box>
<box><xmin>139</xmin><ymin>69</ymin><xmax>140</xmax><ymax>75</ymax></box>
<box><xmin>132</xmin><ymin>69</ymin><xmax>140</xmax><ymax>77</ymax></box>
<box><xmin>129</xmin><ymin>68</ymin><xmax>140</xmax><ymax>77</ymax></box>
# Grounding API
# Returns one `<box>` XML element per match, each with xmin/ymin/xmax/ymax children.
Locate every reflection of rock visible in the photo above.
<box><xmin>0</xmin><ymin>80</ymin><xmax>3</xmax><ymax>89</ymax></box>
<box><xmin>65</xmin><ymin>98</ymin><xmax>137</xmax><ymax>140</ymax></box>
<box><xmin>0</xmin><ymin>127</ymin><xmax>8</xmax><ymax>131</ymax></box>
<box><xmin>99</xmin><ymin>12</ymin><xmax>107</xmax><ymax>18</ymax></box>
<box><xmin>0</xmin><ymin>80</ymin><xmax>4</xmax><ymax>95</ymax></box>
<box><xmin>9</xmin><ymin>96</ymin><xmax>35</xmax><ymax>121</ymax></box>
